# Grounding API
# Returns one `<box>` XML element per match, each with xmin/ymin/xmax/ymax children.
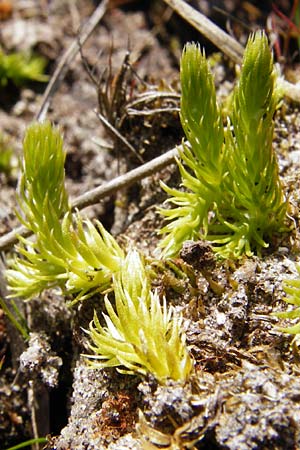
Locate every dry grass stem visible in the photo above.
<box><xmin>0</xmin><ymin>146</ymin><xmax>179</xmax><ymax>251</ymax></box>
<box><xmin>163</xmin><ymin>0</ymin><xmax>300</xmax><ymax>103</ymax></box>
<box><xmin>36</xmin><ymin>0</ymin><xmax>110</xmax><ymax>122</ymax></box>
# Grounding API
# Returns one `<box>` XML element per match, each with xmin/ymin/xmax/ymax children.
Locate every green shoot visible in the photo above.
<box><xmin>0</xmin><ymin>134</ymin><xmax>13</xmax><ymax>175</ymax></box>
<box><xmin>209</xmin><ymin>32</ymin><xmax>286</xmax><ymax>258</ymax></box>
<box><xmin>275</xmin><ymin>266</ymin><xmax>300</xmax><ymax>335</ymax></box>
<box><xmin>158</xmin><ymin>41</ymin><xmax>224</xmax><ymax>257</ymax></box>
<box><xmin>85</xmin><ymin>250</ymin><xmax>192</xmax><ymax>382</ymax></box>
<box><xmin>6</xmin><ymin>122</ymin><xmax>125</xmax><ymax>303</ymax></box>
<box><xmin>159</xmin><ymin>31</ymin><xmax>287</xmax><ymax>259</ymax></box>
<box><xmin>0</xmin><ymin>49</ymin><xmax>48</xmax><ymax>87</ymax></box>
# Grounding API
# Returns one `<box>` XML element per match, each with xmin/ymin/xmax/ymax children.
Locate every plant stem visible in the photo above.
<box><xmin>0</xmin><ymin>146</ymin><xmax>179</xmax><ymax>251</ymax></box>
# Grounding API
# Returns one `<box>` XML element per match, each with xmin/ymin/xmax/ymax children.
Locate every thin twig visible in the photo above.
<box><xmin>96</xmin><ymin>111</ymin><xmax>144</xmax><ymax>163</ymax></box>
<box><xmin>162</xmin><ymin>0</ymin><xmax>244</xmax><ymax>64</ymax></box>
<box><xmin>127</xmin><ymin>107</ymin><xmax>179</xmax><ymax>116</ymax></box>
<box><xmin>163</xmin><ymin>0</ymin><xmax>300</xmax><ymax>103</ymax></box>
<box><xmin>125</xmin><ymin>91</ymin><xmax>180</xmax><ymax>109</ymax></box>
<box><xmin>36</xmin><ymin>0</ymin><xmax>109</xmax><ymax>122</ymax></box>
<box><xmin>0</xmin><ymin>146</ymin><xmax>179</xmax><ymax>251</ymax></box>
<box><xmin>277</xmin><ymin>77</ymin><xmax>300</xmax><ymax>103</ymax></box>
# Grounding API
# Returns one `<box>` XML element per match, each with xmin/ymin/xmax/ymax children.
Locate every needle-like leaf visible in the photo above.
<box><xmin>159</xmin><ymin>32</ymin><xmax>287</xmax><ymax>259</ymax></box>
<box><xmin>85</xmin><ymin>250</ymin><xmax>192</xmax><ymax>382</ymax></box>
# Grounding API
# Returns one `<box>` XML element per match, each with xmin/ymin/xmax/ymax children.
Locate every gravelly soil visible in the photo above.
<box><xmin>1</xmin><ymin>1</ymin><xmax>300</xmax><ymax>449</ymax></box>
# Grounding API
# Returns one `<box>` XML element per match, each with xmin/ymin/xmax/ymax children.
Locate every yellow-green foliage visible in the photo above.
<box><xmin>0</xmin><ymin>148</ymin><xmax>11</xmax><ymax>174</ymax></box>
<box><xmin>0</xmin><ymin>49</ymin><xmax>48</xmax><ymax>87</ymax></box>
<box><xmin>6</xmin><ymin>122</ymin><xmax>125</xmax><ymax>303</ymax></box>
<box><xmin>0</xmin><ymin>132</ymin><xmax>13</xmax><ymax>175</ymax></box>
<box><xmin>85</xmin><ymin>250</ymin><xmax>192</xmax><ymax>382</ymax></box>
<box><xmin>159</xmin><ymin>31</ymin><xmax>287</xmax><ymax>259</ymax></box>
<box><xmin>6</xmin><ymin>122</ymin><xmax>192</xmax><ymax>383</ymax></box>
<box><xmin>276</xmin><ymin>266</ymin><xmax>300</xmax><ymax>335</ymax></box>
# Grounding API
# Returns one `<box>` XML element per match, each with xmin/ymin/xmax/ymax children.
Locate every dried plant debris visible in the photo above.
<box><xmin>215</xmin><ymin>361</ymin><xmax>300</xmax><ymax>450</ymax></box>
<box><xmin>137</xmin><ymin>362</ymin><xmax>300</xmax><ymax>450</ymax></box>
<box><xmin>49</xmin><ymin>361</ymin><xmax>141</xmax><ymax>450</ymax></box>
<box><xmin>85</xmin><ymin>49</ymin><xmax>182</xmax><ymax>167</ymax></box>
<box><xmin>137</xmin><ymin>373</ymin><xmax>220</xmax><ymax>449</ymax></box>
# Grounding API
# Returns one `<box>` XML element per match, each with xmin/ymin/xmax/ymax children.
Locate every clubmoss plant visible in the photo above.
<box><xmin>275</xmin><ymin>266</ymin><xmax>300</xmax><ymax>335</ymax></box>
<box><xmin>159</xmin><ymin>31</ymin><xmax>287</xmax><ymax>258</ymax></box>
<box><xmin>0</xmin><ymin>132</ymin><xmax>13</xmax><ymax>175</ymax></box>
<box><xmin>85</xmin><ymin>249</ymin><xmax>192</xmax><ymax>382</ymax></box>
<box><xmin>6</xmin><ymin>122</ymin><xmax>125</xmax><ymax>303</ymax></box>
<box><xmin>0</xmin><ymin>49</ymin><xmax>48</xmax><ymax>87</ymax></box>
<box><xmin>6</xmin><ymin>121</ymin><xmax>192</xmax><ymax>383</ymax></box>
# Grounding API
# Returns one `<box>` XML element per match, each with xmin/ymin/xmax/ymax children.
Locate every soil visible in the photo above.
<box><xmin>1</xmin><ymin>1</ymin><xmax>300</xmax><ymax>449</ymax></box>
